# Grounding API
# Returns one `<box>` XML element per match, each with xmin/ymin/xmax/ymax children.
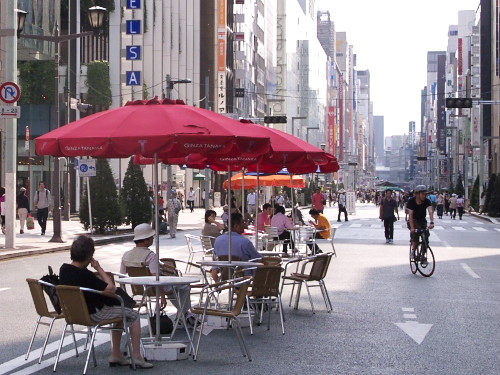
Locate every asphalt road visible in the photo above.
<box><xmin>0</xmin><ymin>204</ymin><xmax>498</xmax><ymax>375</ymax></box>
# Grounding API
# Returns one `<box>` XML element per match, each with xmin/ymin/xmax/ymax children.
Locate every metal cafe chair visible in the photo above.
<box><xmin>314</xmin><ymin>227</ymin><xmax>337</xmax><ymax>256</ymax></box>
<box><xmin>25</xmin><ymin>279</ymin><xmax>78</xmax><ymax>364</ymax></box>
<box><xmin>280</xmin><ymin>253</ymin><xmax>334</xmax><ymax>313</ymax></box>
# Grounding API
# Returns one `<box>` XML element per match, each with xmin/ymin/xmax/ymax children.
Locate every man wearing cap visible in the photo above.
<box><xmin>379</xmin><ymin>189</ymin><xmax>399</xmax><ymax>244</ymax></box>
<box><xmin>406</xmin><ymin>185</ymin><xmax>434</xmax><ymax>258</ymax></box>
<box><xmin>120</xmin><ymin>223</ymin><xmax>195</xmax><ymax>326</ymax></box>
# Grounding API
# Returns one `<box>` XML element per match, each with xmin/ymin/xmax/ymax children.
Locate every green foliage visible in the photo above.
<box><xmin>485</xmin><ymin>174</ymin><xmax>497</xmax><ymax>215</ymax></box>
<box><xmin>121</xmin><ymin>157</ymin><xmax>152</xmax><ymax>228</ymax></box>
<box><xmin>454</xmin><ymin>174</ymin><xmax>465</xmax><ymax>197</ymax></box>
<box><xmin>79</xmin><ymin>159</ymin><xmax>122</xmax><ymax>233</ymax></box>
<box><xmin>488</xmin><ymin>175</ymin><xmax>500</xmax><ymax>217</ymax></box>
<box><xmin>85</xmin><ymin>61</ymin><xmax>112</xmax><ymax>108</ymax></box>
<box><xmin>142</xmin><ymin>82</ymin><xmax>150</xmax><ymax>100</ymax></box>
<box><xmin>18</xmin><ymin>60</ymin><xmax>55</xmax><ymax>104</ymax></box>
<box><xmin>470</xmin><ymin>176</ymin><xmax>480</xmax><ymax>212</ymax></box>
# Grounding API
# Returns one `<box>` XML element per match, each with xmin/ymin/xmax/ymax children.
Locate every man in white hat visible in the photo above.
<box><xmin>120</xmin><ymin>223</ymin><xmax>195</xmax><ymax>326</ymax></box>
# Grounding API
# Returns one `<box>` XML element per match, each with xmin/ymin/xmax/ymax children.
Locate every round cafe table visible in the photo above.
<box><xmin>118</xmin><ymin>276</ymin><xmax>199</xmax><ymax>351</ymax></box>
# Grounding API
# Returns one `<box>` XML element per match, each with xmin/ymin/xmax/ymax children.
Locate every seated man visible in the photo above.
<box><xmin>212</xmin><ymin>212</ymin><xmax>262</xmax><ymax>281</ymax></box>
<box><xmin>60</xmin><ymin>235</ymin><xmax>152</xmax><ymax>368</ymax></box>
<box><xmin>308</xmin><ymin>208</ymin><xmax>332</xmax><ymax>254</ymax></box>
<box><xmin>120</xmin><ymin>223</ymin><xmax>195</xmax><ymax>326</ymax></box>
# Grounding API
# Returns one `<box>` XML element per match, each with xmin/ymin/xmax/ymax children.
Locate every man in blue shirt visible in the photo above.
<box><xmin>212</xmin><ymin>212</ymin><xmax>262</xmax><ymax>281</ymax></box>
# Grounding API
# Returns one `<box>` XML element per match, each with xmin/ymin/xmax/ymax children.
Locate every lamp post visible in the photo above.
<box><xmin>17</xmin><ymin>6</ymin><xmax>107</xmax><ymax>243</ymax></box>
<box><xmin>165</xmin><ymin>75</ymin><xmax>192</xmax><ymax>196</ymax></box>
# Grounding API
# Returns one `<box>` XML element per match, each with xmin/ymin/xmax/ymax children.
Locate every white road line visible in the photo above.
<box><xmin>442</xmin><ymin>241</ymin><xmax>452</xmax><ymax>249</ymax></box>
<box><xmin>402</xmin><ymin>307</ymin><xmax>414</xmax><ymax>312</ymax></box>
<box><xmin>495</xmin><ymin>228</ymin><xmax>500</xmax><ymax>232</ymax></box>
<box><xmin>434</xmin><ymin>226</ymin><xmax>444</xmax><ymax>230</ymax></box>
<box><xmin>461</xmin><ymin>263</ymin><xmax>481</xmax><ymax>279</ymax></box>
<box><xmin>472</xmin><ymin>227</ymin><xmax>487</xmax><ymax>232</ymax></box>
<box><xmin>403</xmin><ymin>314</ymin><xmax>417</xmax><ymax>319</ymax></box>
<box><xmin>370</xmin><ymin>224</ymin><xmax>380</xmax><ymax>228</ymax></box>
<box><xmin>349</xmin><ymin>224</ymin><xmax>362</xmax><ymax>228</ymax></box>
<box><xmin>0</xmin><ymin>288</ymin><xmax>9</xmax><ymax>292</ymax></box>
<box><xmin>453</xmin><ymin>227</ymin><xmax>466</xmax><ymax>231</ymax></box>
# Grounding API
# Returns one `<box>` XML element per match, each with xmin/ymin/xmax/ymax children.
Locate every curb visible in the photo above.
<box><xmin>469</xmin><ymin>212</ymin><xmax>500</xmax><ymax>224</ymax></box>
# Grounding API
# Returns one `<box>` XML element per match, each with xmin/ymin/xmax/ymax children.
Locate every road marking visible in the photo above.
<box><xmin>495</xmin><ymin>228</ymin><xmax>500</xmax><ymax>232</ymax></box>
<box><xmin>472</xmin><ymin>227</ymin><xmax>487</xmax><ymax>232</ymax></box>
<box><xmin>349</xmin><ymin>224</ymin><xmax>362</xmax><ymax>227</ymax></box>
<box><xmin>453</xmin><ymin>226</ymin><xmax>466</xmax><ymax>231</ymax></box>
<box><xmin>433</xmin><ymin>225</ymin><xmax>444</xmax><ymax>230</ymax></box>
<box><xmin>395</xmin><ymin>307</ymin><xmax>432</xmax><ymax>345</ymax></box>
<box><xmin>461</xmin><ymin>263</ymin><xmax>481</xmax><ymax>279</ymax></box>
<box><xmin>0</xmin><ymin>288</ymin><xmax>9</xmax><ymax>292</ymax></box>
<box><xmin>442</xmin><ymin>241</ymin><xmax>452</xmax><ymax>249</ymax></box>
<box><xmin>370</xmin><ymin>224</ymin><xmax>380</xmax><ymax>228</ymax></box>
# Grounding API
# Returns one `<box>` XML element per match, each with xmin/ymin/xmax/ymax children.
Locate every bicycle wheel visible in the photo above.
<box><xmin>417</xmin><ymin>244</ymin><xmax>435</xmax><ymax>277</ymax></box>
<box><xmin>409</xmin><ymin>245</ymin><xmax>417</xmax><ymax>274</ymax></box>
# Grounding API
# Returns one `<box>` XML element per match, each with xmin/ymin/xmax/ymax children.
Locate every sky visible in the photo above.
<box><xmin>316</xmin><ymin>0</ymin><xmax>480</xmax><ymax>136</ymax></box>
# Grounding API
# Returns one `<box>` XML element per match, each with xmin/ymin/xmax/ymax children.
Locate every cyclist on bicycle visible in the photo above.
<box><xmin>406</xmin><ymin>185</ymin><xmax>435</xmax><ymax>262</ymax></box>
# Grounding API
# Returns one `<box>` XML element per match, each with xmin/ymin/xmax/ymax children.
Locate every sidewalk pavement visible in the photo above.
<box><xmin>0</xmin><ymin>207</ymin><xmax>209</xmax><ymax>261</ymax></box>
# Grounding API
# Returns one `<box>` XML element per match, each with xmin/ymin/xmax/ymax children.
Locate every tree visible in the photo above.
<box><xmin>121</xmin><ymin>157</ymin><xmax>151</xmax><ymax>228</ymax></box>
<box><xmin>79</xmin><ymin>159</ymin><xmax>122</xmax><ymax>233</ymax></box>
<box><xmin>454</xmin><ymin>174</ymin><xmax>465</xmax><ymax>197</ymax></box>
<box><xmin>484</xmin><ymin>173</ymin><xmax>497</xmax><ymax>215</ymax></box>
<box><xmin>470</xmin><ymin>175</ymin><xmax>480</xmax><ymax>212</ymax></box>
<box><xmin>486</xmin><ymin>174</ymin><xmax>500</xmax><ymax>217</ymax></box>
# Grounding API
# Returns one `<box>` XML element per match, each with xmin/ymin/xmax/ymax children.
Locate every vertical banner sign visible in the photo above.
<box><xmin>217</xmin><ymin>0</ymin><xmax>227</xmax><ymax>113</ymax></box>
<box><xmin>339</xmin><ymin>74</ymin><xmax>344</xmax><ymax>161</ymax></box>
<box><xmin>125</xmin><ymin>0</ymin><xmax>142</xmax><ymax>86</ymax></box>
<box><xmin>328</xmin><ymin>106</ymin><xmax>335</xmax><ymax>154</ymax></box>
<box><xmin>458</xmin><ymin>38</ymin><xmax>463</xmax><ymax>75</ymax></box>
<box><xmin>437</xmin><ymin>54</ymin><xmax>446</xmax><ymax>152</ymax></box>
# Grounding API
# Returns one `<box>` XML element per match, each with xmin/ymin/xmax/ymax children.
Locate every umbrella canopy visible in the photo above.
<box><xmin>237</xmin><ymin>120</ymin><xmax>340</xmax><ymax>174</ymax></box>
<box><xmin>35</xmin><ymin>98</ymin><xmax>271</xmax><ymax>165</ymax></box>
<box><xmin>223</xmin><ymin>173</ymin><xmax>306</xmax><ymax>189</ymax></box>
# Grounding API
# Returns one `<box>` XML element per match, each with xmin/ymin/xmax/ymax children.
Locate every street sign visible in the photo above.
<box><xmin>0</xmin><ymin>81</ymin><xmax>21</xmax><ymax>103</ymax></box>
<box><xmin>78</xmin><ymin>159</ymin><xmax>97</xmax><ymax>177</ymax></box>
<box><xmin>0</xmin><ymin>105</ymin><xmax>21</xmax><ymax>118</ymax></box>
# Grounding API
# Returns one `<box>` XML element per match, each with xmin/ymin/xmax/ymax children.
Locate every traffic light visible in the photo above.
<box><xmin>264</xmin><ymin>116</ymin><xmax>287</xmax><ymax>123</ymax></box>
<box><xmin>445</xmin><ymin>97</ymin><xmax>473</xmax><ymax>109</ymax></box>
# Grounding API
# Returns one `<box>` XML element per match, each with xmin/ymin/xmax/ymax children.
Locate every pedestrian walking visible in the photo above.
<box><xmin>312</xmin><ymin>188</ymin><xmax>325</xmax><ymax>213</ymax></box>
<box><xmin>379</xmin><ymin>189</ymin><xmax>399</xmax><ymax>243</ymax></box>
<box><xmin>16</xmin><ymin>187</ymin><xmax>30</xmax><ymax>234</ymax></box>
<box><xmin>166</xmin><ymin>192</ymin><xmax>182</xmax><ymax>238</ymax></box>
<box><xmin>337</xmin><ymin>189</ymin><xmax>348</xmax><ymax>222</ymax></box>
<box><xmin>33</xmin><ymin>181</ymin><xmax>52</xmax><ymax>235</ymax></box>
<box><xmin>187</xmin><ymin>187</ymin><xmax>195</xmax><ymax>212</ymax></box>
<box><xmin>0</xmin><ymin>187</ymin><xmax>5</xmax><ymax>234</ymax></box>
<box><xmin>444</xmin><ymin>192</ymin><xmax>450</xmax><ymax>216</ymax></box>
<box><xmin>456</xmin><ymin>194</ymin><xmax>465</xmax><ymax>220</ymax></box>
<box><xmin>247</xmin><ymin>188</ymin><xmax>257</xmax><ymax>216</ymax></box>
<box><xmin>436</xmin><ymin>193</ymin><xmax>444</xmax><ymax>219</ymax></box>
<box><xmin>449</xmin><ymin>194</ymin><xmax>458</xmax><ymax>219</ymax></box>
<box><xmin>479</xmin><ymin>191</ymin><xmax>486</xmax><ymax>214</ymax></box>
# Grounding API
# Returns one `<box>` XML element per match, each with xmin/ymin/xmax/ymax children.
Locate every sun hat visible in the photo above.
<box><xmin>133</xmin><ymin>223</ymin><xmax>155</xmax><ymax>241</ymax></box>
<box><xmin>20</xmin><ymin>187</ymin><xmax>26</xmax><ymax>191</ymax></box>
<box><xmin>414</xmin><ymin>185</ymin><xmax>428</xmax><ymax>193</ymax></box>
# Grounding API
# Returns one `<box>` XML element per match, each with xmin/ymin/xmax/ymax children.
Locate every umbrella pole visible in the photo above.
<box><xmin>228</xmin><ymin>166</ymin><xmax>232</xmax><ymax>263</ymax></box>
<box><xmin>241</xmin><ymin>168</ymin><xmax>245</xmax><ymax>221</ymax></box>
<box><xmin>153</xmin><ymin>153</ymin><xmax>161</xmax><ymax>342</ymax></box>
<box><xmin>255</xmin><ymin>165</ymin><xmax>260</xmax><ymax>248</ymax></box>
<box><xmin>290</xmin><ymin>174</ymin><xmax>295</xmax><ymax>225</ymax></box>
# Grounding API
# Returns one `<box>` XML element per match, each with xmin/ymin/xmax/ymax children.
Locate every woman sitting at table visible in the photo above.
<box><xmin>257</xmin><ymin>203</ymin><xmax>272</xmax><ymax>232</ymax></box>
<box><xmin>307</xmin><ymin>208</ymin><xmax>332</xmax><ymax>254</ymax></box>
<box><xmin>270</xmin><ymin>205</ymin><xmax>296</xmax><ymax>256</ymax></box>
<box><xmin>59</xmin><ymin>235</ymin><xmax>153</xmax><ymax>368</ymax></box>
<box><xmin>202</xmin><ymin>209</ymin><xmax>225</xmax><ymax>243</ymax></box>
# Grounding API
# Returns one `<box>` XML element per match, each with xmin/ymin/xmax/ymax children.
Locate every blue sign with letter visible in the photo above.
<box><xmin>126</xmin><ymin>46</ymin><xmax>141</xmax><ymax>60</ymax></box>
<box><xmin>127</xmin><ymin>0</ymin><xmax>141</xmax><ymax>9</ymax></box>
<box><xmin>126</xmin><ymin>20</ymin><xmax>141</xmax><ymax>34</ymax></box>
<box><xmin>126</xmin><ymin>71</ymin><xmax>141</xmax><ymax>86</ymax></box>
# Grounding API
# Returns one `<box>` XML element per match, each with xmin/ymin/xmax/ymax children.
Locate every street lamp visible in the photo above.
<box><xmin>165</xmin><ymin>75</ymin><xmax>192</xmax><ymax>195</ymax></box>
<box><xmin>17</xmin><ymin>6</ymin><xmax>107</xmax><ymax>243</ymax></box>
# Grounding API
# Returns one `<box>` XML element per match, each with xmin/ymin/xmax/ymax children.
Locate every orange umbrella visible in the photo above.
<box><xmin>223</xmin><ymin>173</ymin><xmax>305</xmax><ymax>189</ymax></box>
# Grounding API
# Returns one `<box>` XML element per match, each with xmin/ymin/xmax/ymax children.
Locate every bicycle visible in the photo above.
<box><xmin>409</xmin><ymin>228</ymin><xmax>435</xmax><ymax>277</ymax></box>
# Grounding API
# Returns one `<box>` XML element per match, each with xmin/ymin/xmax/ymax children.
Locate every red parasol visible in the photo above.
<box><xmin>35</xmin><ymin>98</ymin><xmax>271</xmax><ymax>164</ymax></box>
<box><xmin>222</xmin><ymin>173</ymin><xmax>306</xmax><ymax>189</ymax></box>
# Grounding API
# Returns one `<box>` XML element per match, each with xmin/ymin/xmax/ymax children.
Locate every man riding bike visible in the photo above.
<box><xmin>406</xmin><ymin>185</ymin><xmax>435</xmax><ymax>264</ymax></box>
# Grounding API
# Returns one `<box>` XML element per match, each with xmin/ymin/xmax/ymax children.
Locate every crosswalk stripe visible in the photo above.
<box><xmin>453</xmin><ymin>227</ymin><xmax>466</xmax><ymax>231</ymax></box>
<box><xmin>349</xmin><ymin>224</ymin><xmax>362</xmax><ymax>227</ymax></box>
<box><xmin>472</xmin><ymin>227</ymin><xmax>487</xmax><ymax>232</ymax></box>
<box><xmin>434</xmin><ymin>226</ymin><xmax>444</xmax><ymax>230</ymax></box>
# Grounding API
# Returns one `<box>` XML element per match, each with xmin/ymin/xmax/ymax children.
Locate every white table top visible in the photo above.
<box><xmin>118</xmin><ymin>276</ymin><xmax>199</xmax><ymax>286</ymax></box>
<box><xmin>196</xmin><ymin>260</ymin><xmax>263</xmax><ymax>267</ymax></box>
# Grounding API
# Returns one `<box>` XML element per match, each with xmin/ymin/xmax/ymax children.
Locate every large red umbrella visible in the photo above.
<box><xmin>237</xmin><ymin>120</ymin><xmax>339</xmax><ymax>174</ymax></box>
<box><xmin>35</xmin><ymin>98</ymin><xmax>271</xmax><ymax>163</ymax></box>
<box><xmin>222</xmin><ymin>173</ymin><xmax>306</xmax><ymax>189</ymax></box>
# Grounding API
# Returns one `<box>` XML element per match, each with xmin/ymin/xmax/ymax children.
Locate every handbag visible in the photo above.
<box><xmin>149</xmin><ymin>312</ymin><xmax>174</xmax><ymax>335</ymax></box>
<box><xmin>26</xmin><ymin>214</ymin><xmax>35</xmax><ymax>230</ymax></box>
<box><xmin>40</xmin><ymin>266</ymin><xmax>62</xmax><ymax>314</ymax></box>
<box><xmin>321</xmin><ymin>199</ymin><xmax>326</xmax><ymax>205</ymax></box>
